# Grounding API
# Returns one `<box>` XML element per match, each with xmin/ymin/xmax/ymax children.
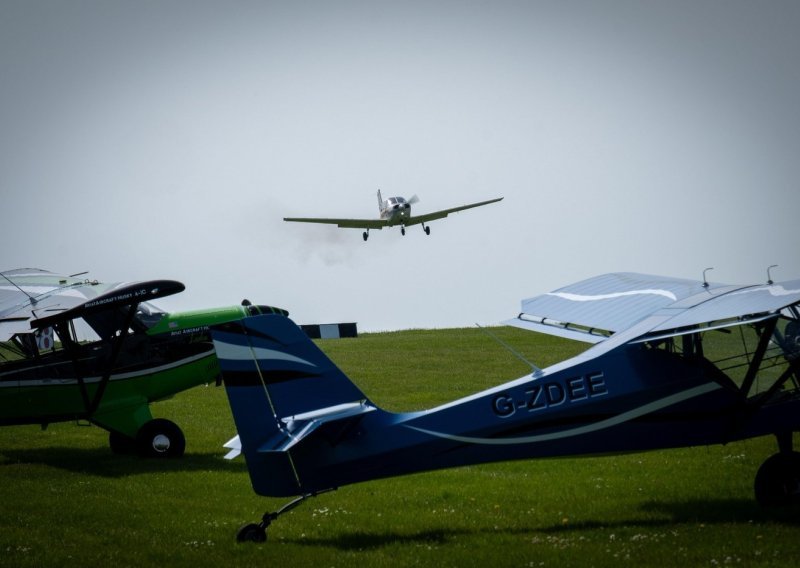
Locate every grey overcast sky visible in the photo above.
<box><xmin>2</xmin><ymin>1</ymin><xmax>799</xmax><ymax>331</ymax></box>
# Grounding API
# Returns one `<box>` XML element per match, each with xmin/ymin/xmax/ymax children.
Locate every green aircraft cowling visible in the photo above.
<box><xmin>0</xmin><ymin>269</ymin><xmax>287</xmax><ymax>458</ymax></box>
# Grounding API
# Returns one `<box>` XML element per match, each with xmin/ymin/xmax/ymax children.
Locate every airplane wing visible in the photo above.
<box><xmin>0</xmin><ymin>268</ymin><xmax>183</xmax><ymax>341</ymax></box>
<box><xmin>283</xmin><ymin>217</ymin><xmax>389</xmax><ymax>230</ymax></box>
<box><xmin>504</xmin><ymin>272</ymin><xmax>800</xmax><ymax>344</ymax></box>
<box><xmin>404</xmin><ymin>197</ymin><xmax>503</xmax><ymax>226</ymax></box>
<box><xmin>1</xmin><ymin>269</ymin><xmax>105</xmax><ymax>340</ymax></box>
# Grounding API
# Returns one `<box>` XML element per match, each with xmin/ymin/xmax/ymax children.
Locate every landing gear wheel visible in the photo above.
<box><xmin>424</xmin><ymin>225</ymin><xmax>430</xmax><ymax>235</ymax></box>
<box><xmin>136</xmin><ymin>418</ymin><xmax>186</xmax><ymax>458</ymax></box>
<box><xmin>362</xmin><ymin>231</ymin><xmax>369</xmax><ymax>241</ymax></box>
<box><xmin>237</xmin><ymin>523</ymin><xmax>267</xmax><ymax>543</ymax></box>
<box><xmin>755</xmin><ymin>451</ymin><xmax>800</xmax><ymax>507</ymax></box>
<box><xmin>401</xmin><ymin>226</ymin><xmax>406</xmax><ymax>236</ymax></box>
<box><xmin>109</xmin><ymin>430</ymin><xmax>137</xmax><ymax>455</ymax></box>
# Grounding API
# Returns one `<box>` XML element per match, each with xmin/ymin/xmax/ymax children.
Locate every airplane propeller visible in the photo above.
<box><xmin>407</xmin><ymin>195</ymin><xmax>419</xmax><ymax>205</ymax></box>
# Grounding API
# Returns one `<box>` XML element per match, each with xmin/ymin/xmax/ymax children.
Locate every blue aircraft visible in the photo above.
<box><xmin>209</xmin><ymin>270</ymin><xmax>800</xmax><ymax>542</ymax></box>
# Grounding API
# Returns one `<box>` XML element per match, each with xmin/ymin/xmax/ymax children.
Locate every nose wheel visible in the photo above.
<box><xmin>401</xmin><ymin>226</ymin><xmax>406</xmax><ymax>236</ymax></box>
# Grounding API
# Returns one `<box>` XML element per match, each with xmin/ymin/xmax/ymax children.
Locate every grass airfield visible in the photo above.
<box><xmin>1</xmin><ymin>327</ymin><xmax>799</xmax><ymax>567</ymax></box>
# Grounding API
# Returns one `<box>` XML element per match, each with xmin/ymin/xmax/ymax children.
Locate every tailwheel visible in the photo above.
<box><xmin>136</xmin><ymin>418</ymin><xmax>186</xmax><ymax>458</ymax></box>
<box><xmin>754</xmin><ymin>451</ymin><xmax>800</xmax><ymax>507</ymax></box>
<box><xmin>235</xmin><ymin>489</ymin><xmax>335</xmax><ymax>543</ymax></box>
<box><xmin>237</xmin><ymin>523</ymin><xmax>267</xmax><ymax>543</ymax></box>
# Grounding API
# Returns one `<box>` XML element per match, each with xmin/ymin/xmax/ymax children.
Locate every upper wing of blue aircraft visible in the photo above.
<box><xmin>504</xmin><ymin>272</ymin><xmax>800</xmax><ymax>344</ymax></box>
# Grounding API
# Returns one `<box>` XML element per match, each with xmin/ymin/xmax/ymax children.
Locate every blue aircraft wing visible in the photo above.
<box><xmin>644</xmin><ymin>278</ymin><xmax>800</xmax><ymax>338</ymax></box>
<box><xmin>505</xmin><ymin>272</ymin><xmax>800</xmax><ymax>344</ymax></box>
<box><xmin>504</xmin><ymin>272</ymin><xmax>721</xmax><ymax>342</ymax></box>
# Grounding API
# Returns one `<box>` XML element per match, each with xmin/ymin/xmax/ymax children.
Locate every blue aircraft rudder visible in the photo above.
<box><xmin>210</xmin><ymin>314</ymin><xmax>370</xmax><ymax>496</ymax></box>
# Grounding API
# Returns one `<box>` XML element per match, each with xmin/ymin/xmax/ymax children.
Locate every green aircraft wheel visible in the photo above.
<box><xmin>108</xmin><ymin>430</ymin><xmax>137</xmax><ymax>455</ymax></box>
<box><xmin>136</xmin><ymin>418</ymin><xmax>186</xmax><ymax>458</ymax></box>
<box><xmin>754</xmin><ymin>451</ymin><xmax>800</xmax><ymax>507</ymax></box>
<box><xmin>237</xmin><ymin>523</ymin><xmax>267</xmax><ymax>543</ymax></box>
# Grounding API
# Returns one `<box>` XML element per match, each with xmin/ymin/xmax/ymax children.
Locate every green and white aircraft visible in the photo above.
<box><xmin>0</xmin><ymin>268</ymin><xmax>283</xmax><ymax>458</ymax></box>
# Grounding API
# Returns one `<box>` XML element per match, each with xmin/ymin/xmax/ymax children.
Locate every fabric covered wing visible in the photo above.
<box><xmin>1</xmin><ymin>269</ymin><xmax>98</xmax><ymax>329</ymax></box>
<box><xmin>283</xmin><ymin>217</ymin><xmax>388</xmax><ymax>229</ymax></box>
<box><xmin>504</xmin><ymin>272</ymin><xmax>724</xmax><ymax>343</ymax></box>
<box><xmin>649</xmin><ymin>278</ymin><xmax>800</xmax><ymax>333</ymax></box>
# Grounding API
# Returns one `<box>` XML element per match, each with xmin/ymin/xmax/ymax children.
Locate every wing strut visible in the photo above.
<box><xmin>54</xmin><ymin>301</ymin><xmax>140</xmax><ymax>418</ymax></box>
<box><xmin>740</xmin><ymin>318</ymin><xmax>778</xmax><ymax>398</ymax></box>
<box><xmin>87</xmin><ymin>302</ymin><xmax>139</xmax><ymax>415</ymax></box>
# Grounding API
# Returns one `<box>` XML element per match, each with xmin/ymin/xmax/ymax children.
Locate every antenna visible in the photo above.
<box><xmin>766</xmin><ymin>264</ymin><xmax>778</xmax><ymax>285</ymax></box>
<box><xmin>702</xmin><ymin>267</ymin><xmax>714</xmax><ymax>288</ymax></box>
<box><xmin>0</xmin><ymin>271</ymin><xmax>37</xmax><ymax>305</ymax></box>
<box><xmin>475</xmin><ymin>323</ymin><xmax>542</xmax><ymax>374</ymax></box>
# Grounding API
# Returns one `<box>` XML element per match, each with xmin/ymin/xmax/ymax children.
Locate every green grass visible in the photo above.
<box><xmin>1</xmin><ymin>327</ymin><xmax>799</xmax><ymax>567</ymax></box>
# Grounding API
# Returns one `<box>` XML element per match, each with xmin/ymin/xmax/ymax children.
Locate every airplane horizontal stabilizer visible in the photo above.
<box><xmin>261</xmin><ymin>401</ymin><xmax>376</xmax><ymax>453</ymax></box>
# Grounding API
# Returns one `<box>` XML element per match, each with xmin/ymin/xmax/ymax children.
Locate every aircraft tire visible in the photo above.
<box><xmin>754</xmin><ymin>451</ymin><xmax>800</xmax><ymax>507</ymax></box>
<box><xmin>136</xmin><ymin>418</ymin><xmax>186</xmax><ymax>458</ymax></box>
<box><xmin>237</xmin><ymin>523</ymin><xmax>267</xmax><ymax>543</ymax></box>
<box><xmin>108</xmin><ymin>430</ymin><xmax>137</xmax><ymax>455</ymax></box>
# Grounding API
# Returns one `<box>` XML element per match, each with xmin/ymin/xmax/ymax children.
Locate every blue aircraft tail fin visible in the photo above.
<box><xmin>210</xmin><ymin>313</ymin><xmax>374</xmax><ymax>496</ymax></box>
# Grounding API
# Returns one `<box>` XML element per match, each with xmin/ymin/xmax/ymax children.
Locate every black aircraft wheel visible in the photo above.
<box><xmin>136</xmin><ymin>418</ymin><xmax>186</xmax><ymax>458</ymax></box>
<box><xmin>401</xmin><ymin>227</ymin><xmax>406</xmax><ymax>236</ymax></box>
<box><xmin>754</xmin><ymin>451</ymin><xmax>800</xmax><ymax>507</ymax></box>
<box><xmin>362</xmin><ymin>231</ymin><xmax>368</xmax><ymax>241</ymax></box>
<box><xmin>237</xmin><ymin>523</ymin><xmax>267</xmax><ymax>543</ymax></box>
<box><xmin>425</xmin><ymin>226</ymin><xmax>430</xmax><ymax>235</ymax></box>
<box><xmin>109</xmin><ymin>430</ymin><xmax>137</xmax><ymax>455</ymax></box>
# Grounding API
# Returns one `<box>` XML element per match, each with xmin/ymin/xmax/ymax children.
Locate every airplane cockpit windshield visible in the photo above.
<box><xmin>135</xmin><ymin>301</ymin><xmax>166</xmax><ymax>330</ymax></box>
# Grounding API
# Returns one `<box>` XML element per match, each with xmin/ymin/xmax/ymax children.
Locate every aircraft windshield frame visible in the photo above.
<box><xmin>135</xmin><ymin>301</ymin><xmax>167</xmax><ymax>330</ymax></box>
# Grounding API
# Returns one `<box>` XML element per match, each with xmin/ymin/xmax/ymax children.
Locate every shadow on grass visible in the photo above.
<box><xmin>0</xmin><ymin>446</ymin><xmax>246</xmax><ymax>477</ymax></box>
<box><xmin>287</xmin><ymin>527</ymin><xmax>475</xmax><ymax>550</ymax></box>
<box><xmin>537</xmin><ymin>498</ymin><xmax>800</xmax><ymax>534</ymax></box>
<box><xmin>273</xmin><ymin>497</ymin><xmax>800</xmax><ymax>550</ymax></box>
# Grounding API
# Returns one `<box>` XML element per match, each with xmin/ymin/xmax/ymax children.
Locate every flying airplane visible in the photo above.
<box><xmin>284</xmin><ymin>190</ymin><xmax>503</xmax><ymax>240</ymax></box>
<box><xmin>0</xmin><ymin>268</ymin><xmax>285</xmax><ymax>457</ymax></box>
<box><xmin>209</xmin><ymin>269</ymin><xmax>800</xmax><ymax>542</ymax></box>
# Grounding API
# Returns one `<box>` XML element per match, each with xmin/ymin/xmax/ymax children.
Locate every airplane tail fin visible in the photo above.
<box><xmin>210</xmin><ymin>313</ymin><xmax>374</xmax><ymax>496</ymax></box>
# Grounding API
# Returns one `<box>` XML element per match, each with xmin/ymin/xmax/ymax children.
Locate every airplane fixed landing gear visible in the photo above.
<box><xmin>422</xmin><ymin>222</ymin><xmax>431</xmax><ymax>235</ymax></box>
<box><xmin>401</xmin><ymin>226</ymin><xmax>406</xmax><ymax>236</ymax></box>
<box><xmin>108</xmin><ymin>418</ymin><xmax>186</xmax><ymax>458</ymax></box>
<box><xmin>754</xmin><ymin>432</ymin><xmax>800</xmax><ymax>507</ymax></box>
<box><xmin>363</xmin><ymin>230</ymin><xmax>369</xmax><ymax>241</ymax></box>
<box><xmin>236</xmin><ymin>489</ymin><xmax>336</xmax><ymax>543</ymax></box>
